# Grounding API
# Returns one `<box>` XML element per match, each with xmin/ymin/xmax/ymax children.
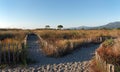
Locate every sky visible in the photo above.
<box><xmin>0</xmin><ymin>0</ymin><xmax>120</xmax><ymax>29</ymax></box>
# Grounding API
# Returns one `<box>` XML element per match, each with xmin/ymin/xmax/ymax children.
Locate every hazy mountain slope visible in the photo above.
<box><xmin>98</xmin><ymin>22</ymin><xmax>120</xmax><ymax>29</ymax></box>
<box><xmin>68</xmin><ymin>21</ymin><xmax>120</xmax><ymax>29</ymax></box>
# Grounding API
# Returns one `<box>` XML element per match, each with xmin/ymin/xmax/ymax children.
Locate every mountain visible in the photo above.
<box><xmin>67</xmin><ymin>21</ymin><xmax>120</xmax><ymax>30</ymax></box>
<box><xmin>98</xmin><ymin>21</ymin><xmax>120</xmax><ymax>29</ymax></box>
<box><xmin>69</xmin><ymin>26</ymin><xmax>92</xmax><ymax>30</ymax></box>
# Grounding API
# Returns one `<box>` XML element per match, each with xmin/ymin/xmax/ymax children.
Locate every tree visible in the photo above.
<box><xmin>57</xmin><ymin>25</ymin><xmax>63</xmax><ymax>29</ymax></box>
<box><xmin>45</xmin><ymin>25</ymin><xmax>50</xmax><ymax>29</ymax></box>
<box><xmin>117</xmin><ymin>28</ymin><xmax>120</xmax><ymax>30</ymax></box>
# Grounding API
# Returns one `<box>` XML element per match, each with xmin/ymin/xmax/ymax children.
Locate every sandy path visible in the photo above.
<box><xmin>27</xmin><ymin>34</ymin><xmax>99</xmax><ymax>66</ymax></box>
<box><xmin>1</xmin><ymin>34</ymin><xmax>99</xmax><ymax>72</ymax></box>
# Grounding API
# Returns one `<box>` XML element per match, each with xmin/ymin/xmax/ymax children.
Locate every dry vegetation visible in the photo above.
<box><xmin>90</xmin><ymin>38</ymin><xmax>120</xmax><ymax>72</ymax></box>
<box><xmin>34</xmin><ymin>29</ymin><xmax>120</xmax><ymax>57</ymax></box>
<box><xmin>96</xmin><ymin>38</ymin><xmax>120</xmax><ymax>72</ymax></box>
<box><xmin>0</xmin><ymin>29</ymin><xmax>29</xmax><ymax>65</ymax></box>
<box><xmin>1</xmin><ymin>29</ymin><xmax>120</xmax><ymax>70</ymax></box>
<box><xmin>0</xmin><ymin>29</ymin><xmax>28</xmax><ymax>41</ymax></box>
<box><xmin>34</xmin><ymin>29</ymin><xmax>120</xmax><ymax>71</ymax></box>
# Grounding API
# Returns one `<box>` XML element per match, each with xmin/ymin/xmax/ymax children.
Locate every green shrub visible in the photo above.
<box><xmin>115</xmin><ymin>65</ymin><xmax>120</xmax><ymax>72</ymax></box>
<box><xmin>102</xmin><ymin>39</ymin><xmax>114</xmax><ymax>47</ymax></box>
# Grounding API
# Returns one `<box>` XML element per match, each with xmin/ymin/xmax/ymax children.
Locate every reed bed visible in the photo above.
<box><xmin>34</xmin><ymin>30</ymin><xmax>120</xmax><ymax>57</ymax></box>
<box><xmin>0</xmin><ymin>29</ymin><xmax>28</xmax><ymax>65</ymax></box>
<box><xmin>97</xmin><ymin>38</ymin><xmax>120</xmax><ymax>64</ymax></box>
<box><xmin>0</xmin><ymin>29</ymin><xmax>28</xmax><ymax>42</ymax></box>
<box><xmin>90</xmin><ymin>38</ymin><xmax>120</xmax><ymax>72</ymax></box>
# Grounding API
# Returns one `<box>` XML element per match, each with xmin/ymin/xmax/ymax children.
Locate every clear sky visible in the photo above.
<box><xmin>0</xmin><ymin>0</ymin><xmax>120</xmax><ymax>29</ymax></box>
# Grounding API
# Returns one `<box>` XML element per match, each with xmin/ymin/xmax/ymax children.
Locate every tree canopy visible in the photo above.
<box><xmin>45</xmin><ymin>25</ymin><xmax>50</xmax><ymax>29</ymax></box>
<box><xmin>57</xmin><ymin>25</ymin><xmax>63</xmax><ymax>29</ymax></box>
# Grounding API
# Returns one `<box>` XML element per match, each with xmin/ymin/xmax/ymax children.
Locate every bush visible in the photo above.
<box><xmin>102</xmin><ymin>39</ymin><xmax>114</xmax><ymax>47</ymax></box>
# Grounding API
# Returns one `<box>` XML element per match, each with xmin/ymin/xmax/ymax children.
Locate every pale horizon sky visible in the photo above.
<box><xmin>0</xmin><ymin>0</ymin><xmax>120</xmax><ymax>29</ymax></box>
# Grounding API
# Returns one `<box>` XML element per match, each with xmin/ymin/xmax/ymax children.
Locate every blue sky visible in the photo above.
<box><xmin>0</xmin><ymin>0</ymin><xmax>120</xmax><ymax>29</ymax></box>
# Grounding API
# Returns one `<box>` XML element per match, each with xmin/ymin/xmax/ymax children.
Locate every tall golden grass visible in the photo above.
<box><xmin>90</xmin><ymin>38</ymin><xmax>120</xmax><ymax>72</ymax></box>
<box><xmin>0</xmin><ymin>29</ymin><xmax>28</xmax><ymax>65</ymax></box>
<box><xmin>0</xmin><ymin>38</ymin><xmax>21</xmax><ymax>52</ymax></box>
<box><xmin>35</xmin><ymin>30</ymin><xmax>120</xmax><ymax>57</ymax></box>
<box><xmin>97</xmin><ymin>38</ymin><xmax>120</xmax><ymax>64</ymax></box>
<box><xmin>0</xmin><ymin>29</ymin><xmax>28</xmax><ymax>42</ymax></box>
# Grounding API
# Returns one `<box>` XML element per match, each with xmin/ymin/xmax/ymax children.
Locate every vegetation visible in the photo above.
<box><xmin>0</xmin><ymin>30</ymin><xmax>28</xmax><ymax>42</ymax></box>
<box><xmin>57</xmin><ymin>25</ymin><xmax>63</xmax><ymax>29</ymax></box>
<box><xmin>90</xmin><ymin>57</ymin><xmax>106</xmax><ymax>72</ymax></box>
<box><xmin>1</xmin><ymin>29</ymin><xmax>120</xmax><ymax>71</ymax></box>
<box><xmin>97</xmin><ymin>38</ymin><xmax>120</xmax><ymax>64</ymax></box>
<box><xmin>91</xmin><ymin>38</ymin><xmax>120</xmax><ymax>72</ymax></box>
<box><xmin>34</xmin><ymin>30</ymin><xmax>120</xmax><ymax>57</ymax></box>
<box><xmin>0</xmin><ymin>29</ymin><xmax>28</xmax><ymax>66</ymax></box>
<box><xmin>117</xmin><ymin>28</ymin><xmax>120</xmax><ymax>30</ymax></box>
<box><xmin>102</xmin><ymin>39</ymin><xmax>114</xmax><ymax>47</ymax></box>
<box><xmin>45</xmin><ymin>25</ymin><xmax>50</xmax><ymax>29</ymax></box>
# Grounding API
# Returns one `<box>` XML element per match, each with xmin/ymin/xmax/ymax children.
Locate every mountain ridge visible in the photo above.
<box><xmin>68</xmin><ymin>21</ymin><xmax>120</xmax><ymax>29</ymax></box>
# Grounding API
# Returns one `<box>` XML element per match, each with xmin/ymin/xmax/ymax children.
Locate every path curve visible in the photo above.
<box><xmin>27</xmin><ymin>34</ymin><xmax>99</xmax><ymax>65</ymax></box>
<box><xmin>1</xmin><ymin>34</ymin><xmax>99</xmax><ymax>72</ymax></box>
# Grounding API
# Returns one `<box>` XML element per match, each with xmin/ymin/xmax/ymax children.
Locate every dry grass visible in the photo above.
<box><xmin>0</xmin><ymin>29</ymin><xmax>28</xmax><ymax>42</ymax></box>
<box><xmin>34</xmin><ymin>29</ymin><xmax>120</xmax><ymax>57</ymax></box>
<box><xmin>91</xmin><ymin>38</ymin><xmax>120</xmax><ymax>72</ymax></box>
<box><xmin>0</xmin><ymin>38</ymin><xmax>21</xmax><ymax>52</ymax></box>
<box><xmin>97</xmin><ymin>38</ymin><xmax>120</xmax><ymax>64</ymax></box>
<box><xmin>0</xmin><ymin>29</ymin><xmax>28</xmax><ymax>52</ymax></box>
<box><xmin>90</xmin><ymin>57</ymin><xmax>107</xmax><ymax>72</ymax></box>
<box><xmin>0</xmin><ymin>29</ymin><xmax>28</xmax><ymax>65</ymax></box>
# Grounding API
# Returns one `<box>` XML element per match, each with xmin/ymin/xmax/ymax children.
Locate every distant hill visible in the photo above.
<box><xmin>67</xmin><ymin>21</ymin><xmax>120</xmax><ymax>30</ymax></box>
<box><xmin>97</xmin><ymin>21</ymin><xmax>120</xmax><ymax>29</ymax></box>
<box><xmin>69</xmin><ymin>26</ymin><xmax>92</xmax><ymax>30</ymax></box>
